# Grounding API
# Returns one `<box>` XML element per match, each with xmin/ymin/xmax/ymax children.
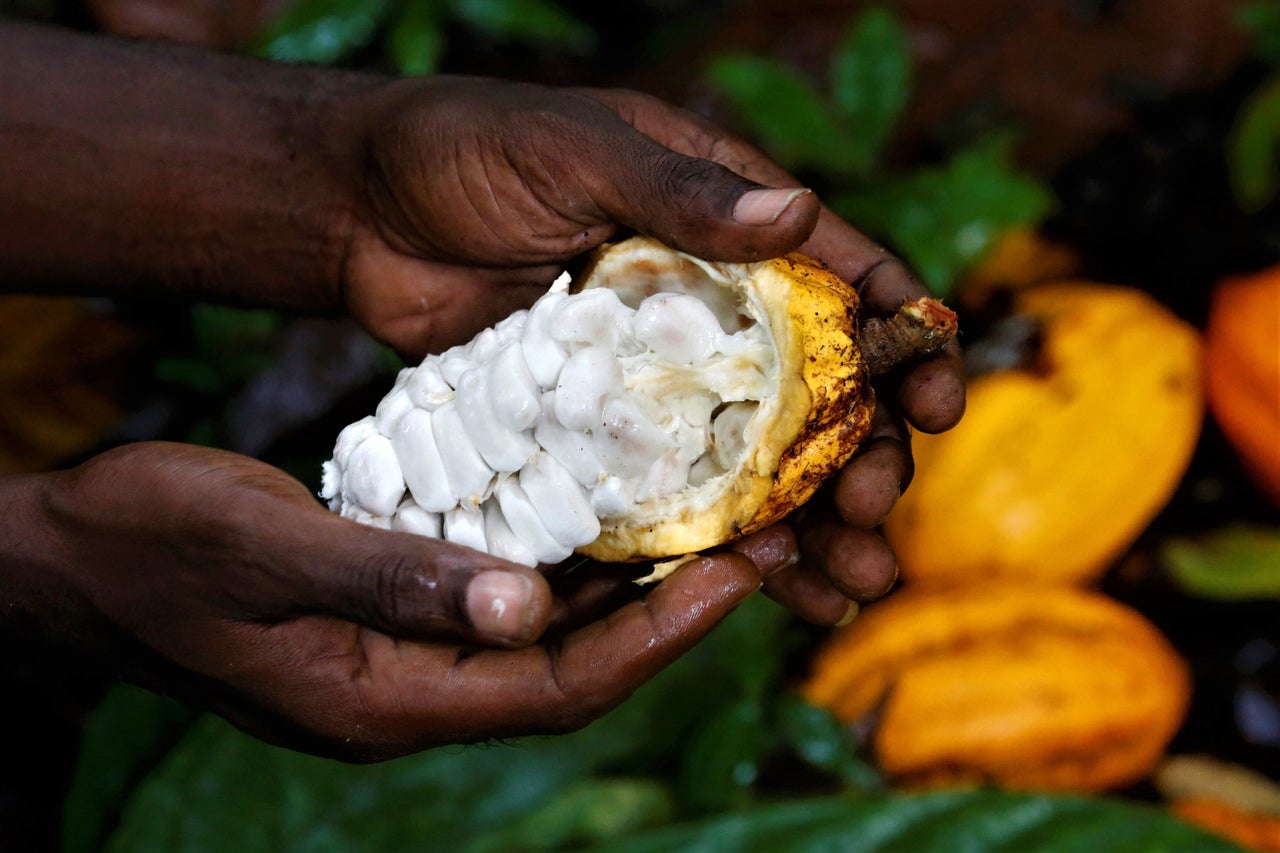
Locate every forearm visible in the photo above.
<box><xmin>0</xmin><ymin>21</ymin><xmax>380</xmax><ymax>309</ymax></box>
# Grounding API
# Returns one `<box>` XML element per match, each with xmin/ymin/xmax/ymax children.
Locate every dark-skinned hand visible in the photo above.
<box><xmin>7</xmin><ymin>442</ymin><xmax>798</xmax><ymax>761</ymax></box>
<box><xmin>1</xmin><ymin>27</ymin><xmax>964</xmax><ymax>759</ymax></box>
<box><xmin>325</xmin><ymin>77</ymin><xmax>965</xmax><ymax>624</ymax></box>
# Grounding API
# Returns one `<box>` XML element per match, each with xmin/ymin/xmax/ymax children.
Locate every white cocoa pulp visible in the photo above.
<box><xmin>322</xmin><ymin>267</ymin><xmax>777</xmax><ymax>566</ymax></box>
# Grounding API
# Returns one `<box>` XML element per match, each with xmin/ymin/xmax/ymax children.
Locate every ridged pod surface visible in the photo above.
<box><xmin>574</xmin><ymin>238</ymin><xmax>872</xmax><ymax>562</ymax></box>
<box><xmin>801</xmin><ymin>584</ymin><xmax>1191</xmax><ymax>792</ymax></box>
<box><xmin>884</xmin><ymin>282</ymin><xmax>1203</xmax><ymax>586</ymax></box>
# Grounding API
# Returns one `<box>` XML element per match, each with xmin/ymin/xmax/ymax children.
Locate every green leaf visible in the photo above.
<box><xmin>94</xmin><ymin>600</ymin><xmax>791</xmax><ymax>850</ymax></box>
<box><xmin>677</xmin><ymin>698</ymin><xmax>767</xmax><ymax>814</ymax></box>
<box><xmin>453</xmin><ymin>0</ymin><xmax>596</xmax><ymax>53</ymax></box>
<box><xmin>577</xmin><ymin>790</ymin><xmax>1245</xmax><ymax>853</ymax></box>
<box><xmin>61</xmin><ymin>686</ymin><xmax>196</xmax><ymax>853</ymax></box>
<box><xmin>1229</xmin><ymin>72</ymin><xmax>1280</xmax><ymax>211</ymax></box>
<box><xmin>251</xmin><ymin>0</ymin><xmax>392</xmax><ymax>65</ymax></box>
<box><xmin>105</xmin><ymin>714</ymin><xmax>607</xmax><ymax>852</ymax></box>
<box><xmin>829</xmin><ymin>6</ymin><xmax>911</xmax><ymax>173</ymax></box>
<box><xmin>833</xmin><ymin>134</ymin><xmax>1052</xmax><ymax>296</ymax></box>
<box><xmin>461</xmin><ymin>778</ymin><xmax>673</xmax><ymax>853</ymax></box>
<box><xmin>1239</xmin><ymin>1</ymin><xmax>1280</xmax><ymax>64</ymax></box>
<box><xmin>707</xmin><ymin>54</ymin><xmax>851</xmax><ymax>175</ymax></box>
<box><xmin>777</xmin><ymin>696</ymin><xmax>885</xmax><ymax>793</ymax></box>
<box><xmin>1163</xmin><ymin>525</ymin><xmax>1280</xmax><ymax>600</ymax></box>
<box><xmin>387</xmin><ymin>0</ymin><xmax>446</xmax><ymax>75</ymax></box>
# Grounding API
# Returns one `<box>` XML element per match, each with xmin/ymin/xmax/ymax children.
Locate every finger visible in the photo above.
<box><xmin>762</xmin><ymin>562</ymin><xmax>858</xmax><ymax>626</ymax></box>
<box><xmin>264</xmin><ymin>509</ymin><xmax>554</xmax><ymax>648</ymax></box>
<box><xmin>571</xmin><ymin>91</ymin><xmax>819</xmax><ymax>262</ymax></box>
<box><xmin>729</xmin><ymin>524</ymin><xmax>801</xmax><ymax>577</ymax></box>
<box><xmin>833</xmin><ymin>406</ymin><xmax>913</xmax><ymax>527</ymax></box>
<box><xmin>589</xmin><ymin>103</ymin><xmax>966</xmax><ymax>434</ymax></box>
<box><xmin>596</xmin><ymin>96</ymin><xmax>921</xmax><ymax>316</ymax></box>
<box><xmin>897</xmin><ymin>343</ymin><xmax>966</xmax><ymax>434</ymax></box>
<box><xmin>798</xmin><ymin>208</ymin><xmax>907</xmax><ymax>293</ymax></box>
<box><xmin>739</xmin><ymin>524</ymin><xmax>860</xmax><ymax>624</ymax></box>
<box><xmin>244</xmin><ymin>554</ymin><xmax>761</xmax><ymax>760</ymax></box>
<box><xmin>544</xmin><ymin>524</ymin><xmax>800</xmax><ymax>637</ymax></box>
<box><xmin>581</xmin><ymin>91</ymin><xmax>966</xmax><ymax>432</ymax></box>
<box><xmin>416</xmin><ymin>553</ymin><xmax>760</xmax><ymax>743</ymax></box>
<box><xmin>798</xmin><ymin>520</ymin><xmax>899</xmax><ymax>602</ymax></box>
<box><xmin>544</xmin><ymin>565</ymin><xmax>646</xmax><ymax>636</ymax></box>
<box><xmin>852</xmin><ymin>257</ymin><xmax>967</xmax><ymax>433</ymax></box>
<box><xmin>593</xmin><ymin>146</ymin><xmax>819</xmax><ymax>263</ymax></box>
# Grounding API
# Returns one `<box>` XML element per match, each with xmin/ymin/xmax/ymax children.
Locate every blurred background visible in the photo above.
<box><xmin>2</xmin><ymin>0</ymin><xmax>1278</xmax><ymax>850</ymax></box>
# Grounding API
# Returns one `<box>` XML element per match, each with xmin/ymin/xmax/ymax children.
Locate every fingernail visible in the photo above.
<box><xmin>467</xmin><ymin>571</ymin><xmax>534</xmax><ymax>641</ymax></box>
<box><xmin>733</xmin><ymin>187</ymin><xmax>811</xmax><ymax>226</ymax></box>
<box><xmin>835</xmin><ymin>601</ymin><xmax>860</xmax><ymax>627</ymax></box>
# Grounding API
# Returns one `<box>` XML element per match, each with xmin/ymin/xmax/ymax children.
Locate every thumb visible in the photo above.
<box><xmin>284</xmin><ymin>514</ymin><xmax>554</xmax><ymax>648</ymax></box>
<box><xmin>586</xmin><ymin>132</ymin><xmax>819</xmax><ymax>262</ymax></box>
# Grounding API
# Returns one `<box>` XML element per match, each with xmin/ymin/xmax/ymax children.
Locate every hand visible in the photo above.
<box><xmin>570</xmin><ymin>90</ymin><xmax>965</xmax><ymax>623</ymax></box>
<box><xmin>10</xmin><ymin>443</ymin><xmax>783</xmax><ymax>760</ymax></box>
<box><xmin>325</xmin><ymin>80</ymin><xmax>964</xmax><ymax>622</ymax></box>
<box><xmin>329</xmin><ymin>76</ymin><xmax>823</xmax><ymax>360</ymax></box>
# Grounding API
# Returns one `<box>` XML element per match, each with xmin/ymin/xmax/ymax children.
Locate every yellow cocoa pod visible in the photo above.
<box><xmin>801</xmin><ymin>584</ymin><xmax>1191</xmax><ymax>792</ymax></box>
<box><xmin>323</xmin><ymin>236</ymin><xmax>955</xmax><ymax>569</ymax></box>
<box><xmin>884</xmin><ymin>282</ymin><xmax>1203</xmax><ymax>586</ymax></box>
<box><xmin>574</xmin><ymin>238</ymin><xmax>876</xmax><ymax>562</ymax></box>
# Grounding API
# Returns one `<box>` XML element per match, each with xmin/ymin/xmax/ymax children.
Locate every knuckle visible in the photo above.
<box><xmin>657</xmin><ymin>152</ymin><xmax>734</xmax><ymax>213</ymax></box>
<box><xmin>352</xmin><ymin>549</ymin><xmax>444</xmax><ymax>629</ymax></box>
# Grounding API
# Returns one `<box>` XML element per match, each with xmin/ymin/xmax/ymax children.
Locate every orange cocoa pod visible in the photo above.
<box><xmin>801</xmin><ymin>585</ymin><xmax>1191</xmax><ymax>793</ymax></box>
<box><xmin>1205</xmin><ymin>264</ymin><xmax>1280</xmax><ymax>507</ymax></box>
<box><xmin>1172</xmin><ymin>798</ymin><xmax>1280</xmax><ymax>852</ymax></box>
<box><xmin>884</xmin><ymin>283</ymin><xmax>1203</xmax><ymax>586</ymax></box>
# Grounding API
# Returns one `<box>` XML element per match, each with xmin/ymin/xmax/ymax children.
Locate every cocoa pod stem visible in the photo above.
<box><xmin>861</xmin><ymin>297</ymin><xmax>959</xmax><ymax>376</ymax></box>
